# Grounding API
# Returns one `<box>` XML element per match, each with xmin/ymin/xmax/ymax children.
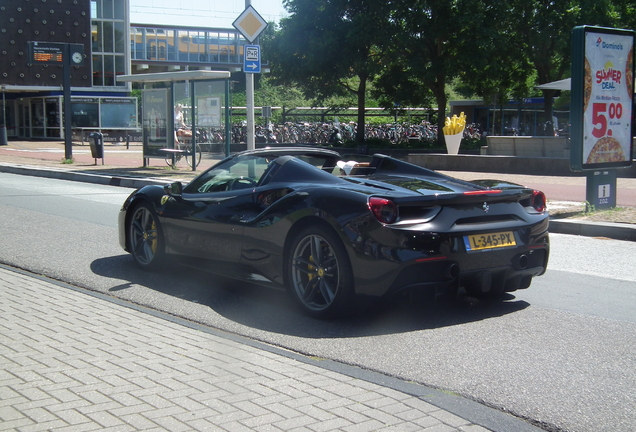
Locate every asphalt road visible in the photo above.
<box><xmin>1</xmin><ymin>172</ymin><xmax>635</xmax><ymax>432</ymax></box>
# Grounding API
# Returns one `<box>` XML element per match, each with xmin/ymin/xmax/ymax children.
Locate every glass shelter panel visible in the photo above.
<box><xmin>194</xmin><ymin>80</ymin><xmax>227</xmax><ymax>144</ymax></box>
<box><xmin>101</xmin><ymin>99</ymin><xmax>137</xmax><ymax>128</ymax></box>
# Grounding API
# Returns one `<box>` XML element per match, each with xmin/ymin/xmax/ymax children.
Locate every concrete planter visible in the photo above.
<box><xmin>485</xmin><ymin>136</ymin><xmax>570</xmax><ymax>158</ymax></box>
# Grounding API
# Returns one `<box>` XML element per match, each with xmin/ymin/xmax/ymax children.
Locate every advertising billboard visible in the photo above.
<box><xmin>142</xmin><ymin>89</ymin><xmax>169</xmax><ymax>157</ymax></box>
<box><xmin>571</xmin><ymin>26</ymin><xmax>634</xmax><ymax>171</ymax></box>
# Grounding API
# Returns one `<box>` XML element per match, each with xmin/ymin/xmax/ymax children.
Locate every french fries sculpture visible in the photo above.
<box><xmin>443</xmin><ymin>112</ymin><xmax>466</xmax><ymax>154</ymax></box>
<box><xmin>443</xmin><ymin>112</ymin><xmax>466</xmax><ymax>136</ymax></box>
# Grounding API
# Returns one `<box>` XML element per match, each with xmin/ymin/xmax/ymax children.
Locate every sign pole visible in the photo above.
<box><xmin>246</xmin><ymin>72</ymin><xmax>255</xmax><ymax>150</ymax></box>
<box><xmin>245</xmin><ymin>0</ymin><xmax>255</xmax><ymax>150</ymax></box>
<box><xmin>63</xmin><ymin>43</ymin><xmax>73</xmax><ymax>160</ymax></box>
<box><xmin>234</xmin><ymin>2</ymin><xmax>267</xmax><ymax>151</ymax></box>
<box><xmin>225</xmin><ymin>79</ymin><xmax>231</xmax><ymax>156</ymax></box>
<box><xmin>190</xmin><ymin>80</ymin><xmax>196</xmax><ymax>171</ymax></box>
<box><xmin>27</xmin><ymin>41</ymin><xmax>85</xmax><ymax>160</ymax></box>
<box><xmin>0</xmin><ymin>85</ymin><xmax>7</xmax><ymax>146</ymax></box>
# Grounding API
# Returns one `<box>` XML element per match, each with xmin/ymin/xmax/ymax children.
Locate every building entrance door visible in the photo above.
<box><xmin>18</xmin><ymin>102</ymin><xmax>30</xmax><ymax>138</ymax></box>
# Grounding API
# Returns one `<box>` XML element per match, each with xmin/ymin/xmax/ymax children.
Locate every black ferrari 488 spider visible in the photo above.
<box><xmin>119</xmin><ymin>147</ymin><xmax>549</xmax><ymax>318</ymax></box>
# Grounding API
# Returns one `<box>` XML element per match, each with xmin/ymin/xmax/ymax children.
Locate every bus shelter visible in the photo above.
<box><xmin>117</xmin><ymin>70</ymin><xmax>231</xmax><ymax>170</ymax></box>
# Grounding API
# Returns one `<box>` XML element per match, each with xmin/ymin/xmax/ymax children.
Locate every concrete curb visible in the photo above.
<box><xmin>549</xmin><ymin>218</ymin><xmax>636</xmax><ymax>242</ymax></box>
<box><xmin>0</xmin><ymin>162</ymin><xmax>172</xmax><ymax>188</ymax></box>
<box><xmin>2</xmin><ymin>162</ymin><xmax>635</xmax><ymax>242</ymax></box>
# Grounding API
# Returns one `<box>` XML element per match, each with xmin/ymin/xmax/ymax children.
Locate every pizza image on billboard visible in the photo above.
<box><xmin>584</xmin><ymin>57</ymin><xmax>592</xmax><ymax>113</ymax></box>
<box><xmin>586</xmin><ymin>136</ymin><xmax>626</xmax><ymax>164</ymax></box>
<box><xmin>626</xmin><ymin>47</ymin><xmax>633</xmax><ymax>96</ymax></box>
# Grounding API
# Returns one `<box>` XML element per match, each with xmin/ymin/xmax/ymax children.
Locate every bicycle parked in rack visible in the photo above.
<box><xmin>163</xmin><ymin>141</ymin><xmax>202</xmax><ymax>168</ymax></box>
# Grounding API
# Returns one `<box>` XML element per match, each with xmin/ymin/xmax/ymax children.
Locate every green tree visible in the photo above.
<box><xmin>503</xmin><ymin>0</ymin><xmax>624</xmax><ymax>135</ymax></box>
<box><xmin>615</xmin><ymin>3</ymin><xmax>636</xmax><ymax>29</ymax></box>
<box><xmin>262</xmin><ymin>0</ymin><xmax>392</xmax><ymax>142</ymax></box>
<box><xmin>373</xmin><ymin>0</ymin><xmax>489</xmax><ymax>145</ymax></box>
<box><xmin>452</xmin><ymin>0</ymin><xmax>535</xmax><ymax>108</ymax></box>
<box><xmin>264</xmin><ymin>0</ymin><xmax>631</xmax><ymax>141</ymax></box>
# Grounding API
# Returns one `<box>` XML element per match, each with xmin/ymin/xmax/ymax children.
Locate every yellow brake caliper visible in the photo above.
<box><xmin>150</xmin><ymin>221</ymin><xmax>157</xmax><ymax>253</ymax></box>
<box><xmin>308</xmin><ymin>255</ymin><xmax>316</xmax><ymax>281</ymax></box>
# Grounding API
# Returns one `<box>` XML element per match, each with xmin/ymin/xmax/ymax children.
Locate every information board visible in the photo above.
<box><xmin>571</xmin><ymin>26</ymin><xmax>635</xmax><ymax>171</ymax></box>
<box><xmin>27</xmin><ymin>42</ymin><xmax>85</xmax><ymax>66</ymax></box>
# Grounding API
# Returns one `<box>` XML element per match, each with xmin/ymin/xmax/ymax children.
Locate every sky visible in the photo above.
<box><xmin>129</xmin><ymin>0</ymin><xmax>288</xmax><ymax>28</ymax></box>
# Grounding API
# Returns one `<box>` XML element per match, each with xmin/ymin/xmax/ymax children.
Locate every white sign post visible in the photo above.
<box><xmin>233</xmin><ymin>4</ymin><xmax>268</xmax><ymax>150</ymax></box>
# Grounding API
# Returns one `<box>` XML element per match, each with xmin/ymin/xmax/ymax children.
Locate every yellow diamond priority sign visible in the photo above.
<box><xmin>233</xmin><ymin>5</ymin><xmax>268</xmax><ymax>43</ymax></box>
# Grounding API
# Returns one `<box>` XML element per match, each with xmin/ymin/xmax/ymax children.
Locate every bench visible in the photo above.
<box><xmin>158</xmin><ymin>148</ymin><xmax>185</xmax><ymax>155</ymax></box>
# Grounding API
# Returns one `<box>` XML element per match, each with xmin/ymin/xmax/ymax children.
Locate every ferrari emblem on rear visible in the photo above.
<box><xmin>482</xmin><ymin>202</ymin><xmax>490</xmax><ymax>213</ymax></box>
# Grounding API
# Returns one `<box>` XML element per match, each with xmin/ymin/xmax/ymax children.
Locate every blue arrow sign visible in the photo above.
<box><xmin>243</xmin><ymin>45</ymin><xmax>261</xmax><ymax>74</ymax></box>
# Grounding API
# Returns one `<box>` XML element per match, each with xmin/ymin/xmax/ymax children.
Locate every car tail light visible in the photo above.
<box><xmin>532</xmin><ymin>190</ymin><xmax>546</xmax><ymax>212</ymax></box>
<box><xmin>369</xmin><ymin>197</ymin><xmax>397</xmax><ymax>224</ymax></box>
<box><xmin>463</xmin><ymin>189</ymin><xmax>502</xmax><ymax>195</ymax></box>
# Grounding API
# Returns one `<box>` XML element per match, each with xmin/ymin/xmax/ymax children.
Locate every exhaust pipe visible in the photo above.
<box><xmin>515</xmin><ymin>254</ymin><xmax>529</xmax><ymax>270</ymax></box>
<box><xmin>445</xmin><ymin>263</ymin><xmax>460</xmax><ymax>279</ymax></box>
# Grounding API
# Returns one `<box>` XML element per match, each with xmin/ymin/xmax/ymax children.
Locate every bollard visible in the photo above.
<box><xmin>0</xmin><ymin>126</ymin><xmax>7</xmax><ymax>146</ymax></box>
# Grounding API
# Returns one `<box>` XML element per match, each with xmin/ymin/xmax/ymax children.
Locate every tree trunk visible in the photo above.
<box><xmin>433</xmin><ymin>78</ymin><xmax>447</xmax><ymax>147</ymax></box>
<box><xmin>355</xmin><ymin>78</ymin><xmax>367</xmax><ymax>142</ymax></box>
<box><xmin>542</xmin><ymin>90</ymin><xmax>556</xmax><ymax>136</ymax></box>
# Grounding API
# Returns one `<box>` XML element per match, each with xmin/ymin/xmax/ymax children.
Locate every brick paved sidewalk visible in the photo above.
<box><xmin>0</xmin><ymin>266</ymin><xmax>494</xmax><ymax>432</ymax></box>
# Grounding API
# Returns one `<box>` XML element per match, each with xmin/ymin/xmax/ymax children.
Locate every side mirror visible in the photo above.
<box><xmin>164</xmin><ymin>182</ymin><xmax>183</xmax><ymax>197</ymax></box>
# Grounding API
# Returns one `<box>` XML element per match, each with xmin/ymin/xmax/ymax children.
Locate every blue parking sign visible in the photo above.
<box><xmin>243</xmin><ymin>45</ymin><xmax>261</xmax><ymax>74</ymax></box>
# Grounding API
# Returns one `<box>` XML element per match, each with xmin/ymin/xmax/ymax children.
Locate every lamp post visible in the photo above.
<box><xmin>0</xmin><ymin>85</ymin><xmax>7</xmax><ymax>146</ymax></box>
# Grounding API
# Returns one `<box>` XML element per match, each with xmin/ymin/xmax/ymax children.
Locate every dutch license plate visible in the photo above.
<box><xmin>464</xmin><ymin>231</ymin><xmax>516</xmax><ymax>251</ymax></box>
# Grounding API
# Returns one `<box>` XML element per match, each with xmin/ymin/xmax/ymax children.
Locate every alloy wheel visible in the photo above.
<box><xmin>129</xmin><ymin>205</ymin><xmax>159</xmax><ymax>266</ymax></box>
<box><xmin>291</xmin><ymin>234</ymin><xmax>340</xmax><ymax>312</ymax></box>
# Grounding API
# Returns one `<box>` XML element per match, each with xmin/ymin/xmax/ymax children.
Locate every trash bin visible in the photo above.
<box><xmin>88</xmin><ymin>132</ymin><xmax>103</xmax><ymax>159</ymax></box>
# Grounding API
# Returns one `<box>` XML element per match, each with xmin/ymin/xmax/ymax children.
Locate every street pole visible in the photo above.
<box><xmin>0</xmin><ymin>85</ymin><xmax>7</xmax><ymax>146</ymax></box>
<box><xmin>225</xmin><ymin>79</ymin><xmax>231</xmax><ymax>156</ymax></box>
<box><xmin>245</xmin><ymin>0</ymin><xmax>255</xmax><ymax>150</ymax></box>
<box><xmin>63</xmin><ymin>44</ymin><xmax>73</xmax><ymax>160</ymax></box>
